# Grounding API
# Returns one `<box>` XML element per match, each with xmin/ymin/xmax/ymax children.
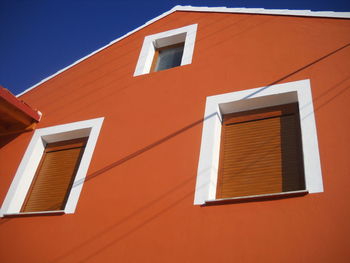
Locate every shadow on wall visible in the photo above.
<box><xmin>73</xmin><ymin>113</ymin><xmax>218</xmax><ymax>187</ymax></box>
<box><xmin>244</xmin><ymin>42</ymin><xmax>350</xmax><ymax>100</ymax></box>
<box><xmin>0</xmin><ymin>133</ymin><xmax>20</xmax><ymax>149</ymax></box>
<box><xmin>51</xmin><ymin>42</ymin><xmax>350</xmax><ymax>263</ymax></box>
<box><xmin>1</xmin><ymin>41</ymin><xmax>349</xmax><ymax>262</ymax></box>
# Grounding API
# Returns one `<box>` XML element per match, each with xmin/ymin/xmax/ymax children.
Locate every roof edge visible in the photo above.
<box><xmin>16</xmin><ymin>6</ymin><xmax>178</xmax><ymax>97</ymax></box>
<box><xmin>176</xmin><ymin>6</ymin><xmax>350</xmax><ymax>18</ymax></box>
<box><xmin>17</xmin><ymin>5</ymin><xmax>350</xmax><ymax>97</ymax></box>
<box><xmin>1</xmin><ymin>86</ymin><xmax>41</xmax><ymax>122</ymax></box>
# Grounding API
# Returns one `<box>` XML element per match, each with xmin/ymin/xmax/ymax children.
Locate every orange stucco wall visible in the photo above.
<box><xmin>1</xmin><ymin>11</ymin><xmax>350</xmax><ymax>263</ymax></box>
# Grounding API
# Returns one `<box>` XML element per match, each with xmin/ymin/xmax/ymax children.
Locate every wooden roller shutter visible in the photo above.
<box><xmin>21</xmin><ymin>137</ymin><xmax>88</xmax><ymax>212</ymax></box>
<box><xmin>216</xmin><ymin>103</ymin><xmax>305</xmax><ymax>199</ymax></box>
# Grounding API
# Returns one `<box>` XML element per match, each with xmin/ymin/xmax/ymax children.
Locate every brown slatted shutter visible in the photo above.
<box><xmin>21</xmin><ymin>138</ymin><xmax>88</xmax><ymax>212</ymax></box>
<box><xmin>216</xmin><ymin>103</ymin><xmax>305</xmax><ymax>199</ymax></box>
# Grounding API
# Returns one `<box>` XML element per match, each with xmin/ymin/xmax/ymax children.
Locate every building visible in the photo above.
<box><xmin>1</xmin><ymin>6</ymin><xmax>350</xmax><ymax>263</ymax></box>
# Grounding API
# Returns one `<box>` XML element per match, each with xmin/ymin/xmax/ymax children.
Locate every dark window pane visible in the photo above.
<box><xmin>155</xmin><ymin>44</ymin><xmax>184</xmax><ymax>71</ymax></box>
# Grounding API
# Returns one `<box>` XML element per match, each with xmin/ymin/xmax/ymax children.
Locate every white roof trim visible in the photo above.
<box><xmin>17</xmin><ymin>5</ymin><xmax>350</xmax><ymax>97</ymax></box>
<box><xmin>177</xmin><ymin>6</ymin><xmax>350</xmax><ymax>18</ymax></box>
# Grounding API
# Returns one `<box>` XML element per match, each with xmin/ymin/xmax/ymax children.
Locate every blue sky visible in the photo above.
<box><xmin>1</xmin><ymin>0</ymin><xmax>349</xmax><ymax>95</ymax></box>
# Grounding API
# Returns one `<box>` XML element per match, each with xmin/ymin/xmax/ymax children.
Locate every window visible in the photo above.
<box><xmin>216</xmin><ymin>103</ymin><xmax>305</xmax><ymax>199</ymax></box>
<box><xmin>134</xmin><ymin>24</ymin><xmax>197</xmax><ymax>76</ymax></box>
<box><xmin>0</xmin><ymin>117</ymin><xmax>104</xmax><ymax>216</ymax></box>
<box><xmin>151</xmin><ymin>43</ymin><xmax>185</xmax><ymax>72</ymax></box>
<box><xmin>194</xmin><ymin>79</ymin><xmax>323</xmax><ymax>205</ymax></box>
<box><xmin>21</xmin><ymin>138</ymin><xmax>88</xmax><ymax>213</ymax></box>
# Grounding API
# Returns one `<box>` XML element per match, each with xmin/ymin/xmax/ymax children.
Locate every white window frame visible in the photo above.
<box><xmin>0</xmin><ymin>117</ymin><xmax>104</xmax><ymax>216</ymax></box>
<box><xmin>133</xmin><ymin>24</ymin><xmax>197</xmax><ymax>76</ymax></box>
<box><xmin>194</xmin><ymin>79</ymin><xmax>323</xmax><ymax>205</ymax></box>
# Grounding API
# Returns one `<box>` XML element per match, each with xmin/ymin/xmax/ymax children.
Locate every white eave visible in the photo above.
<box><xmin>177</xmin><ymin>6</ymin><xmax>350</xmax><ymax>18</ymax></box>
<box><xmin>17</xmin><ymin>5</ymin><xmax>350</xmax><ymax>97</ymax></box>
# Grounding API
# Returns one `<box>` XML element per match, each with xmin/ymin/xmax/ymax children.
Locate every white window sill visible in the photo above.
<box><xmin>204</xmin><ymin>190</ymin><xmax>309</xmax><ymax>205</ymax></box>
<box><xmin>3</xmin><ymin>210</ymin><xmax>65</xmax><ymax>217</ymax></box>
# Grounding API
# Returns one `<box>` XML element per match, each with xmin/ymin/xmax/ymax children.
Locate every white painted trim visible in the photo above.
<box><xmin>4</xmin><ymin>210</ymin><xmax>65</xmax><ymax>216</ymax></box>
<box><xmin>0</xmin><ymin>117</ymin><xmax>104</xmax><ymax>217</ymax></box>
<box><xmin>205</xmin><ymin>190</ymin><xmax>308</xmax><ymax>204</ymax></box>
<box><xmin>17</xmin><ymin>6</ymin><xmax>350</xmax><ymax>97</ymax></box>
<box><xmin>194</xmin><ymin>79</ymin><xmax>323</xmax><ymax>205</ymax></box>
<box><xmin>176</xmin><ymin>6</ymin><xmax>350</xmax><ymax>19</ymax></box>
<box><xmin>133</xmin><ymin>24</ymin><xmax>197</xmax><ymax>76</ymax></box>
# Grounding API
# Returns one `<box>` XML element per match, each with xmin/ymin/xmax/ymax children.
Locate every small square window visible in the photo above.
<box><xmin>134</xmin><ymin>24</ymin><xmax>197</xmax><ymax>76</ymax></box>
<box><xmin>151</xmin><ymin>43</ymin><xmax>185</xmax><ymax>72</ymax></box>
